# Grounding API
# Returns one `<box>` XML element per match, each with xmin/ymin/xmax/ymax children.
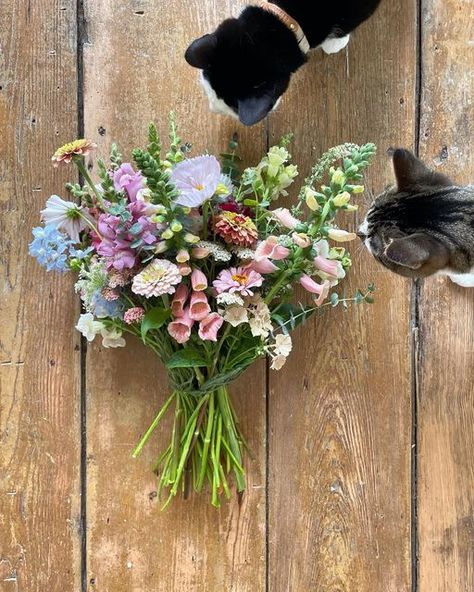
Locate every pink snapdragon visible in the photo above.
<box><xmin>189</xmin><ymin>291</ymin><xmax>211</xmax><ymax>321</ymax></box>
<box><xmin>272</xmin><ymin>208</ymin><xmax>300</xmax><ymax>230</ymax></box>
<box><xmin>255</xmin><ymin>236</ymin><xmax>290</xmax><ymax>262</ymax></box>
<box><xmin>198</xmin><ymin>313</ymin><xmax>224</xmax><ymax>342</ymax></box>
<box><xmin>171</xmin><ymin>284</ymin><xmax>189</xmax><ymax>317</ymax></box>
<box><xmin>300</xmin><ymin>274</ymin><xmax>331</xmax><ymax>307</ymax></box>
<box><xmin>191</xmin><ymin>268</ymin><xmax>208</xmax><ymax>291</ymax></box>
<box><xmin>113</xmin><ymin>163</ymin><xmax>145</xmax><ymax>201</ymax></box>
<box><xmin>168</xmin><ymin>308</ymin><xmax>194</xmax><ymax>344</ymax></box>
<box><xmin>314</xmin><ymin>256</ymin><xmax>340</xmax><ymax>278</ymax></box>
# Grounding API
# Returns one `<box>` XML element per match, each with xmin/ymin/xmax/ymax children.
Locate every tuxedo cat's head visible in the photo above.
<box><xmin>185</xmin><ymin>7</ymin><xmax>306</xmax><ymax>126</ymax></box>
<box><xmin>360</xmin><ymin>148</ymin><xmax>474</xmax><ymax>278</ymax></box>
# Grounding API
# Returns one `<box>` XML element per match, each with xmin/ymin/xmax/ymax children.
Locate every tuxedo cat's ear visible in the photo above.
<box><xmin>385</xmin><ymin>233</ymin><xmax>448</xmax><ymax>270</ymax></box>
<box><xmin>185</xmin><ymin>34</ymin><xmax>218</xmax><ymax>69</ymax></box>
<box><xmin>238</xmin><ymin>95</ymin><xmax>275</xmax><ymax>126</ymax></box>
<box><xmin>391</xmin><ymin>148</ymin><xmax>453</xmax><ymax>191</ymax></box>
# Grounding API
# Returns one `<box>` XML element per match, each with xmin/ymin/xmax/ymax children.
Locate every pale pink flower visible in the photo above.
<box><xmin>168</xmin><ymin>308</ymin><xmax>194</xmax><ymax>344</ymax></box>
<box><xmin>124</xmin><ymin>307</ymin><xmax>145</xmax><ymax>325</ymax></box>
<box><xmin>248</xmin><ymin>259</ymin><xmax>279</xmax><ymax>274</ymax></box>
<box><xmin>131</xmin><ymin>259</ymin><xmax>181</xmax><ymax>298</ymax></box>
<box><xmin>213</xmin><ymin>267</ymin><xmax>263</xmax><ymax>297</ymax></box>
<box><xmin>171</xmin><ymin>155</ymin><xmax>221</xmax><ymax>207</ymax></box>
<box><xmin>270</xmin><ymin>354</ymin><xmax>287</xmax><ymax>371</ymax></box>
<box><xmin>314</xmin><ymin>255</ymin><xmax>340</xmax><ymax>278</ymax></box>
<box><xmin>171</xmin><ymin>284</ymin><xmax>189</xmax><ymax>317</ymax></box>
<box><xmin>299</xmin><ymin>274</ymin><xmax>330</xmax><ymax>306</ymax></box>
<box><xmin>176</xmin><ymin>249</ymin><xmax>190</xmax><ymax>263</ymax></box>
<box><xmin>292</xmin><ymin>232</ymin><xmax>311</xmax><ymax>248</ymax></box>
<box><xmin>223</xmin><ymin>305</ymin><xmax>249</xmax><ymax>327</ymax></box>
<box><xmin>191</xmin><ymin>246</ymin><xmax>211</xmax><ymax>259</ymax></box>
<box><xmin>198</xmin><ymin>312</ymin><xmax>224</xmax><ymax>342</ymax></box>
<box><xmin>178</xmin><ymin>263</ymin><xmax>192</xmax><ymax>276</ymax></box>
<box><xmin>255</xmin><ymin>237</ymin><xmax>290</xmax><ymax>262</ymax></box>
<box><xmin>191</xmin><ymin>268</ymin><xmax>208</xmax><ymax>291</ymax></box>
<box><xmin>272</xmin><ymin>208</ymin><xmax>300</xmax><ymax>230</ymax></box>
<box><xmin>189</xmin><ymin>291</ymin><xmax>211</xmax><ymax>321</ymax></box>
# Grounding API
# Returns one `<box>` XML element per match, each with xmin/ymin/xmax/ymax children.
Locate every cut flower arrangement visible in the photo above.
<box><xmin>30</xmin><ymin>116</ymin><xmax>376</xmax><ymax>507</ymax></box>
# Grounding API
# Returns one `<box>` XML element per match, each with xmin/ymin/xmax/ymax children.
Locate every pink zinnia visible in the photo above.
<box><xmin>198</xmin><ymin>313</ymin><xmax>224</xmax><ymax>342</ymax></box>
<box><xmin>168</xmin><ymin>308</ymin><xmax>194</xmax><ymax>344</ymax></box>
<box><xmin>300</xmin><ymin>274</ymin><xmax>331</xmax><ymax>307</ymax></box>
<box><xmin>255</xmin><ymin>236</ymin><xmax>290</xmax><ymax>262</ymax></box>
<box><xmin>124</xmin><ymin>307</ymin><xmax>145</xmax><ymax>325</ymax></box>
<box><xmin>189</xmin><ymin>291</ymin><xmax>211</xmax><ymax>321</ymax></box>
<box><xmin>213</xmin><ymin>266</ymin><xmax>263</xmax><ymax>297</ymax></box>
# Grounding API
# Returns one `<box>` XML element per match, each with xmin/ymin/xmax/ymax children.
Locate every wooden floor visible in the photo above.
<box><xmin>1</xmin><ymin>1</ymin><xmax>473</xmax><ymax>590</ymax></box>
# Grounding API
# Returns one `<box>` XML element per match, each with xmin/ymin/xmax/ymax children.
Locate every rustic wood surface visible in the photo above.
<box><xmin>268</xmin><ymin>1</ymin><xmax>416</xmax><ymax>590</ymax></box>
<box><xmin>1</xmin><ymin>0</ymin><xmax>473</xmax><ymax>591</ymax></box>
<box><xmin>0</xmin><ymin>1</ymin><xmax>81</xmax><ymax>591</ymax></box>
<box><xmin>417</xmin><ymin>1</ymin><xmax>474</xmax><ymax>591</ymax></box>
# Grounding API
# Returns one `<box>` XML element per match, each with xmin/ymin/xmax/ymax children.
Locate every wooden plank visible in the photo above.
<box><xmin>0</xmin><ymin>2</ymin><xmax>81</xmax><ymax>591</ymax></box>
<box><xmin>82</xmin><ymin>2</ymin><xmax>267</xmax><ymax>590</ymax></box>
<box><xmin>268</xmin><ymin>1</ymin><xmax>417</xmax><ymax>590</ymax></box>
<box><xmin>418</xmin><ymin>1</ymin><xmax>474</xmax><ymax>590</ymax></box>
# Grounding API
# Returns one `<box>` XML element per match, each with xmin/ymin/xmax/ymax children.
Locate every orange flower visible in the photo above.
<box><xmin>52</xmin><ymin>139</ymin><xmax>97</xmax><ymax>167</ymax></box>
<box><xmin>213</xmin><ymin>211</ymin><xmax>258</xmax><ymax>248</ymax></box>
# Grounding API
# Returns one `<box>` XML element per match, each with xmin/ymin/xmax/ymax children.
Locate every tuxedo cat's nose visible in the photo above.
<box><xmin>356</xmin><ymin>231</ymin><xmax>367</xmax><ymax>240</ymax></box>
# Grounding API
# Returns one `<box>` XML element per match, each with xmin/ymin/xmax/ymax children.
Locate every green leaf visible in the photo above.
<box><xmin>166</xmin><ymin>349</ymin><xmax>208</xmax><ymax>369</ymax></box>
<box><xmin>141</xmin><ymin>307</ymin><xmax>170</xmax><ymax>341</ymax></box>
<box><xmin>330</xmin><ymin>293</ymin><xmax>339</xmax><ymax>307</ymax></box>
<box><xmin>272</xmin><ymin>303</ymin><xmax>315</xmax><ymax>333</ymax></box>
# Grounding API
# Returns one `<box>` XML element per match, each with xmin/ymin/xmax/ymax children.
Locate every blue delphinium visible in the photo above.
<box><xmin>29</xmin><ymin>224</ymin><xmax>72</xmax><ymax>272</ymax></box>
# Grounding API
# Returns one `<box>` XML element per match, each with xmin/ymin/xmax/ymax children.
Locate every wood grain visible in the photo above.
<box><xmin>0</xmin><ymin>1</ymin><xmax>81</xmax><ymax>591</ymax></box>
<box><xmin>417</xmin><ymin>1</ymin><xmax>474</xmax><ymax>590</ymax></box>
<box><xmin>82</xmin><ymin>2</ymin><xmax>266</xmax><ymax>590</ymax></box>
<box><xmin>268</xmin><ymin>1</ymin><xmax>417</xmax><ymax>590</ymax></box>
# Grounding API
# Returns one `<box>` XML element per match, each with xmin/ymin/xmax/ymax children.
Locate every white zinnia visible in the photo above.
<box><xmin>131</xmin><ymin>259</ymin><xmax>182</xmax><ymax>298</ymax></box>
<box><xmin>101</xmin><ymin>328</ymin><xmax>126</xmax><ymax>349</ymax></box>
<box><xmin>224</xmin><ymin>305</ymin><xmax>249</xmax><ymax>327</ymax></box>
<box><xmin>75</xmin><ymin>313</ymin><xmax>104</xmax><ymax>342</ymax></box>
<box><xmin>41</xmin><ymin>194</ymin><xmax>87</xmax><ymax>243</ymax></box>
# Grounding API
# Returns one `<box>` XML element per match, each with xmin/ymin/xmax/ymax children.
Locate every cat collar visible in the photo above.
<box><xmin>259</xmin><ymin>1</ymin><xmax>311</xmax><ymax>55</ymax></box>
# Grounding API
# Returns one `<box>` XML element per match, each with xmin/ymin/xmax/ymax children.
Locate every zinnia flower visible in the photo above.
<box><xmin>168</xmin><ymin>309</ymin><xmax>194</xmax><ymax>344</ymax></box>
<box><xmin>213</xmin><ymin>211</ymin><xmax>258</xmax><ymax>248</ymax></box>
<box><xmin>52</xmin><ymin>139</ymin><xmax>96</xmax><ymax>166</ymax></box>
<box><xmin>75</xmin><ymin>313</ymin><xmax>104</xmax><ymax>342</ymax></box>
<box><xmin>198</xmin><ymin>313</ymin><xmax>224</xmax><ymax>342</ymax></box>
<box><xmin>171</xmin><ymin>155</ymin><xmax>221</xmax><ymax>207</ymax></box>
<box><xmin>131</xmin><ymin>259</ymin><xmax>182</xmax><ymax>298</ymax></box>
<box><xmin>255</xmin><ymin>236</ymin><xmax>290</xmax><ymax>262</ymax></box>
<box><xmin>113</xmin><ymin>163</ymin><xmax>145</xmax><ymax>201</ymax></box>
<box><xmin>40</xmin><ymin>195</ymin><xmax>87</xmax><ymax>243</ymax></box>
<box><xmin>213</xmin><ymin>267</ymin><xmax>263</xmax><ymax>297</ymax></box>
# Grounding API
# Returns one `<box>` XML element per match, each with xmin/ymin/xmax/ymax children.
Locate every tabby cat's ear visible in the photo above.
<box><xmin>390</xmin><ymin>148</ymin><xmax>453</xmax><ymax>191</ymax></box>
<box><xmin>385</xmin><ymin>233</ymin><xmax>448</xmax><ymax>270</ymax></box>
<box><xmin>185</xmin><ymin>34</ymin><xmax>218</xmax><ymax>69</ymax></box>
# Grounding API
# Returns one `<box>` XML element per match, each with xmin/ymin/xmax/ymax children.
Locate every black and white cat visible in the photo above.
<box><xmin>185</xmin><ymin>0</ymin><xmax>383</xmax><ymax>126</ymax></box>
<box><xmin>359</xmin><ymin>149</ymin><xmax>474</xmax><ymax>287</ymax></box>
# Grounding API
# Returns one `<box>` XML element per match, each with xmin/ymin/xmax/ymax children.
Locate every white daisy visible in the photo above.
<box><xmin>41</xmin><ymin>194</ymin><xmax>87</xmax><ymax>242</ymax></box>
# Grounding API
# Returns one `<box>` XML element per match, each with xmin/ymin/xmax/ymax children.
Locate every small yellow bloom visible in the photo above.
<box><xmin>161</xmin><ymin>228</ymin><xmax>174</xmax><ymax>240</ymax></box>
<box><xmin>52</xmin><ymin>139</ymin><xmax>96</xmax><ymax>167</ymax></box>
<box><xmin>333</xmin><ymin>191</ymin><xmax>351</xmax><ymax>207</ymax></box>
<box><xmin>331</xmin><ymin>169</ymin><xmax>346</xmax><ymax>187</ymax></box>
<box><xmin>351</xmin><ymin>185</ymin><xmax>365</xmax><ymax>194</ymax></box>
<box><xmin>328</xmin><ymin>228</ymin><xmax>357</xmax><ymax>242</ymax></box>
<box><xmin>305</xmin><ymin>188</ymin><xmax>320</xmax><ymax>211</ymax></box>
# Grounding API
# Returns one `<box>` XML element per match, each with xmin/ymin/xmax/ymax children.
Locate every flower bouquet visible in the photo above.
<box><xmin>30</xmin><ymin>115</ymin><xmax>376</xmax><ymax>507</ymax></box>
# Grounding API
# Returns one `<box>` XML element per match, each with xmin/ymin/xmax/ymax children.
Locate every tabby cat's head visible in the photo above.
<box><xmin>360</xmin><ymin>149</ymin><xmax>473</xmax><ymax>278</ymax></box>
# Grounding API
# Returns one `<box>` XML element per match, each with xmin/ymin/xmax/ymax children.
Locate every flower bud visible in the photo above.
<box><xmin>333</xmin><ymin>191</ymin><xmax>351</xmax><ymax>207</ymax></box>
<box><xmin>351</xmin><ymin>185</ymin><xmax>365</xmax><ymax>194</ymax></box>
<box><xmin>328</xmin><ymin>228</ymin><xmax>357</xmax><ymax>242</ymax></box>
<box><xmin>176</xmin><ymin>249</ymin><xmax>190</xmax><ymax>263</ymax></box>
<box><xmin>191</xmin><ymin>246</ymin><xmax>211</xmax><ymax>259</ymax></box>
<box><xmin>346</xmin><ymin>204</ymin><xmax>359</xmax><ymax>212</ymax></box>
<box><xmin>184</xmin><ymin>233</ymin><xmax>200</xmax><ymax>244</ymax></box>
<box><xmin>170</xmin><ymin>220</ymin><xmax>183</xmax><ymax>233</ymax></box>
<box><xmin>161</xmin><ymin>228</ymin><xmax>174</xmax><ymax>240</ymax></box>
<box><xmin>305</xmin><ymin>188</ymin><xmax>320</xmax><ymax>211</ymax></box>
<box><xmin>331</xmin><ymin>169</ymin><xmax>346</xmax><ymax>187</ymax></box>
<box><xmin>155</xmin><ymin>241</ymin><xmax>169</xmax><ymax>254</ymax></box>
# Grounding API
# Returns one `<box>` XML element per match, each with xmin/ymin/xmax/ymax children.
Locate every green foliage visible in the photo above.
<box><xmin>147</xmin><ymin>122</ymin><xmax>162</xmax><ymax>162</ymax></box>
<box><xmin>220</xmin><ymin>133</ymin><xmax>242</xmax><ymax>181</ymax></box>
<box><xmin>166</xmin><ymin>348</ymin><xmax>208</xmax><ymax>369</ymax></box>
<box><xmin>132</xmin><ymin>148</ymin><xmax>178</xmax><ymax>205</ymax></box>
<box><xmin>272</xmin><ymin>303</ymin><xmax>316</xmax><ymax>334</ymax></box>
<box><xmin>165</xmin><ymin>111</ymin><xmax>190</xmax><ymax>164</ymax></box>
<box><xmin>109</xmin><ymin>143</ymin><xmax>122</xmax><ymax>170</ymax></box>
<box><xmin>140</xmin><ymin>307</ymin><xmax>171</xmax><ymax>341</ymax></box>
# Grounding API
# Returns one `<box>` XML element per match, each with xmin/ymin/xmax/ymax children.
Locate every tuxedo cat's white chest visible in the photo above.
<box><xmin>446</xmin><ymin>269</ymin><xmax>474</xmax><ymax>288</ymax></box>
